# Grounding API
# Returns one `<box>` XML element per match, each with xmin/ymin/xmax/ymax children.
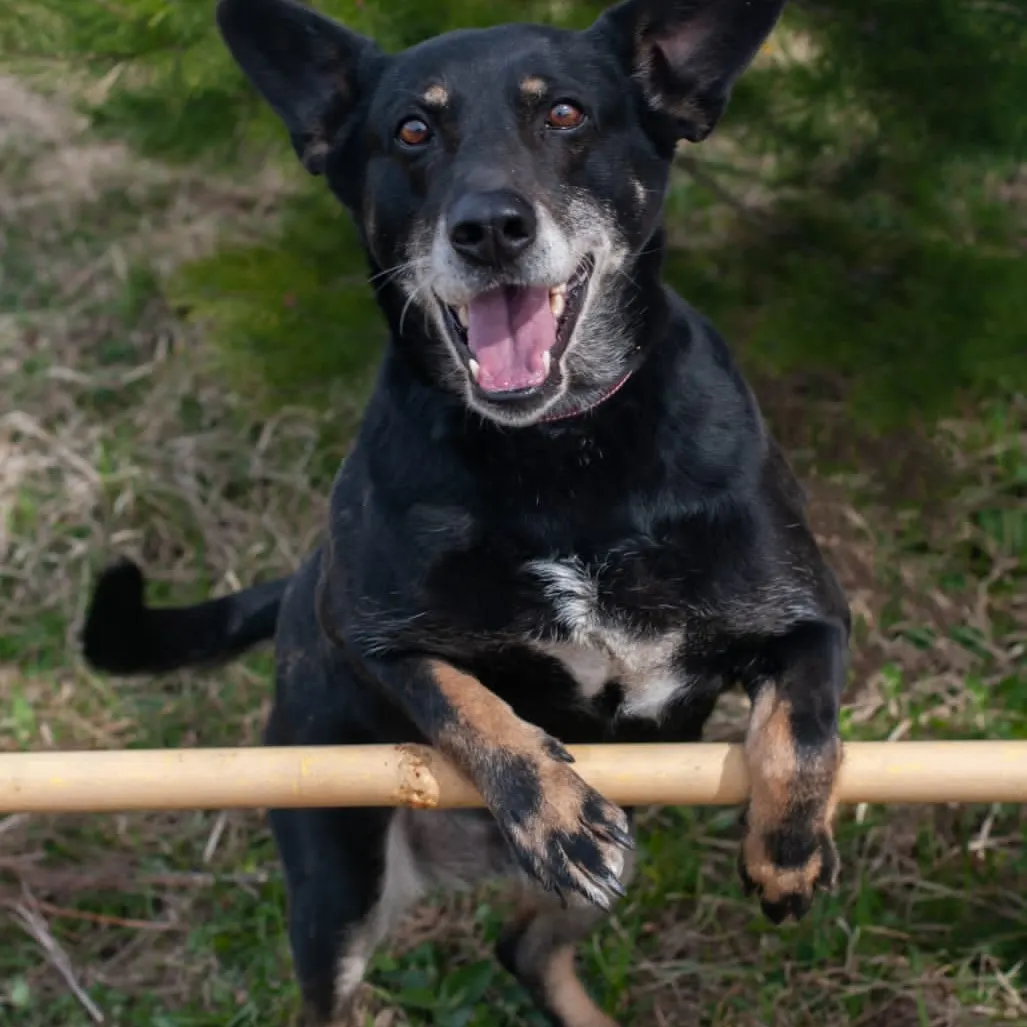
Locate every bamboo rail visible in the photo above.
<box><xmin>1</xmin><ymin>741</ymin><xmax>1026</xmax><ymax>814</ymax></box>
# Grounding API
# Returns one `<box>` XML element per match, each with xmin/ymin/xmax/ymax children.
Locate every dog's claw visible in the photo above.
<box><xmin>602</xmin><ymin>872</ymin><xmax>627</xmax><ymax>899</ymax></box>
<box><xmin>605</xmin><ymin>823</ymin><xmax>636</xmax><ymax>851</ymax></box>
<box><xmin>545</xmin><ymin>738</ymin><xmax>575</xmax><ymax>763</ymax></box>
<box><xmin>574</xmin><ymin>860</ymin><xmax>625</xmax><ymax>907</ymax></box>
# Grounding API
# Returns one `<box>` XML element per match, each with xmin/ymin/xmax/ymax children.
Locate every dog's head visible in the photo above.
<box><xmin>217</xmin><ymin>0</ymin><xmax>784</xmax><ymax>426</ymax></box>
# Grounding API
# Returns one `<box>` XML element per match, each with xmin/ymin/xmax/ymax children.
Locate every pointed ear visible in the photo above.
<box><xmin>216</xmin><ymin>0</ymin><xmax>382</xmax><ymax>174</ymax></box>
<box><xmin>591</xmin><ymin>0</ymin><xmax>785</xmax><ymax>142</ymax></box>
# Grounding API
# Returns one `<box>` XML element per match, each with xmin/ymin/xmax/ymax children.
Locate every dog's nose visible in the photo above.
<box><xmin>448</xmin><ymin>190</ymin><xmax>537</xmax><ymax>266</ymax></box>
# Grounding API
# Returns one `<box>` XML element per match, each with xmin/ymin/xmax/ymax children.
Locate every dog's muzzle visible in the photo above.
<box><xmin>440</xmin><ymin>258</ymin><xmax>594</xmax><ymax>399</ymax></box>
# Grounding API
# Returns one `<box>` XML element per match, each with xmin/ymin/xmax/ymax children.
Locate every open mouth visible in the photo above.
<box><xmin>441</xmin><ymin>258</ymin><xmax>593</xmax><ymax>400</ymax></box>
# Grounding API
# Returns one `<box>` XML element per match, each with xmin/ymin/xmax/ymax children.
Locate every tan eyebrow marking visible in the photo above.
<box><xmin>422</xmin><ymin>83</ymin><xmax>449</xmax><ymax>106</ymax></box>
<box><xmin>520</xmin><ymin>76</ymin><xmax>547</xmax><ymax>98</ymax></box>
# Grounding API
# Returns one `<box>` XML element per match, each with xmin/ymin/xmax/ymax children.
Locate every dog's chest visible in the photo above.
<box><xmin>526</xmin><ymin>557</ymin><xmax>689</xmax><ymax>720</ymax></box>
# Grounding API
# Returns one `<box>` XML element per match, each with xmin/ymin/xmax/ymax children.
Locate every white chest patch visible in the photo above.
<box><xmin>526</xmin><ymin>557</ymin><xmax>690</xmax><ymax>720</ymax></box>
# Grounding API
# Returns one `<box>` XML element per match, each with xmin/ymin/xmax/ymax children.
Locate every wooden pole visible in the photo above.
<box><xmin>1</xmin><ymin>741</ymin><xmax>1026</xmax><ymax>814</ymax></box>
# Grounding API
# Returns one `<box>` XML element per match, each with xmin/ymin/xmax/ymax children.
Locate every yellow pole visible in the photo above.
<box><xmin>1</xmin><ymin>741</ymin><xmax>1025</xmax><ymax>814</ymax></box>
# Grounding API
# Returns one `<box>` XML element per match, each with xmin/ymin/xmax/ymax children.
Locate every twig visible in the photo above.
<box><xmin>10</xmin><ymin>896</ymin><xmax>105</xmax><ymax>1023</ymax></box>
<box><xmin>2</xmin><ymin>895</ymin><xmax>178</xmax><ymax>932</ymax></box>
<box><xmin>0</xmin><ymin>813</ymin><xmax>29</xmax><ymax>837</ymax></box>
<box><xmin>0</xmin><ymin>858</ymin><xmax>275</xmax><ymax>893</ymax></box>
<box><xmin>202</xmin><ymin>810</ymin><xmax>229</xmax><ymax>864</ymax></box>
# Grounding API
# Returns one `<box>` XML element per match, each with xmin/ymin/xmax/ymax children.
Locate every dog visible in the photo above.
<box><xmin>81</xmin><ymin>0</ymin><xmax>851</xmax><ymax>1023</ymax></box>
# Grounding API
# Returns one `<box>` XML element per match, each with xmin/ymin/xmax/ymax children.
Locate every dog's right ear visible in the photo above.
<box><xmin>590</xmin><ymin>0</ymin><xmax>786</xmax><ymax>142</ymax></box>
<box><xmin>216</xmin><ymin>0</ymin><xmax>382</xmax><ymax>174</ymax></box>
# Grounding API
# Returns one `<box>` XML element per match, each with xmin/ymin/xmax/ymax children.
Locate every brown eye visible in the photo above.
<box><xmin>397</xmin><ymin>117</ymin><xmax>431</xmax><ymax>147</ymax></box>
<box><xmin>546</xmin><ymin>101</ymin><xmax>586</xmax><ymax>131</ymax></box>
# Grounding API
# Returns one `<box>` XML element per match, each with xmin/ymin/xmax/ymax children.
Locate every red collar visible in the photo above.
<box><xmin>539</xmin><ymin>369</ymin><xmax>635</xmax><ymax>424</ymax></box>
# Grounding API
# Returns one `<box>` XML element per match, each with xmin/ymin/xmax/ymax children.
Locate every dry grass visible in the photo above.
<box><xmin>1</xmin><ymin>75</ymin><xmax>1025</xmax><ymax>1027</ymax></box>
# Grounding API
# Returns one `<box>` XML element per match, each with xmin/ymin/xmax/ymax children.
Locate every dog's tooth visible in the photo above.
<box><xmin>542</xmin><ymin>350</ymin><xmax>552</xmax><ymax>375</ymax></box>
<box><xmin>549</xmin><ymin>291</ymin><xmax>566</xmax><ymax>320</ymax></box>
<box><xmin>457</xmin><ymin>306</ymin><xmax>469</xmax><ymax>328</ymax></box>
<box><xmin>469</xmin><ymin>358</ymin><xmax>481</xmax><ymax>382</ymax></box>
<box><xmin>551</xmin><ymin>283</ymin><xmax>567</xmax><ymax>296</ymax></box>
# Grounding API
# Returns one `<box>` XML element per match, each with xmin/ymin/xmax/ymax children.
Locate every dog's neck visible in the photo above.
<box><xmin>537</xmin><ymin>366</ymin><xmax>636</xmax><ymax>423</ymax></box>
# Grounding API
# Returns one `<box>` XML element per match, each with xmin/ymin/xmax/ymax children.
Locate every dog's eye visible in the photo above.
<box><xmin>396</xmin><ymin>117</ymin><xmax>431</xmax><ymax>148</ymax></box>
<box><xmin>545</xmin><ymin>102</ymin><xmax>586</xmax><ymax>131</ymax></box>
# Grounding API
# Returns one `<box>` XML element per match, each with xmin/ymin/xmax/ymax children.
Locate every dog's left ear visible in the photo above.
<box><xmin>591</xmin><ymin>0</ymin><xmax>786</xmax><ymax>142</ymax></box>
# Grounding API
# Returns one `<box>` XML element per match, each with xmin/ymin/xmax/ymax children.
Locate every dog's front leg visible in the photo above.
<box><xmin>370</xmin><ymin>656</ymin><xmax>633</xmax><ymax>909</ymax></box>
<box><xmin>739</xmin><ymin>619</ymin><xmax>846</xmax><ymax>923</ymax></box>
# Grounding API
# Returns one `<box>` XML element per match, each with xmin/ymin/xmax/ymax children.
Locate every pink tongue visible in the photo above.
<box><xmin>466</xmin><ymin>286</ymin><xmax>556</xmax><ymax>393</ymax></box>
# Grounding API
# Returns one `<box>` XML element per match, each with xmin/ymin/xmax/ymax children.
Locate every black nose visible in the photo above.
<box><xmin>448</xmin><ymin>190</ymin><xmax>537</xmax><ymax>267</ymax></box>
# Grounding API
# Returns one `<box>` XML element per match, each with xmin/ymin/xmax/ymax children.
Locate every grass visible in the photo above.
<box><xmin>1</xmin><ymin>72</ymin><xmax>1026</xmax><ymax>1027</ymax></box>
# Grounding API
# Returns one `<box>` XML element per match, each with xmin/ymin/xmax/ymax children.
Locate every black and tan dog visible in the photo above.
<box><xmin>82</xmin><ymin>0</ymin><xmax>850</xmax><ymax>1023</ymax></box>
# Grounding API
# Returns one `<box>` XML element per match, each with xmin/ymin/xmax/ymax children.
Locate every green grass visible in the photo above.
<box><xmin>1</xmin><ymin>73</ymin><xmax>1026</xmax><ymax>1027</ymax></box>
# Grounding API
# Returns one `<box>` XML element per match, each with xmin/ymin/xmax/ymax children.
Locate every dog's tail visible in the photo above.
<box><xmin>81</xmin><ymin>557</ymin><xmax>290</xmax><ymax>676</ymax></box>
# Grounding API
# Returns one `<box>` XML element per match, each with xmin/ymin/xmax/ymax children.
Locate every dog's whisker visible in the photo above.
<box><xmin>398</xmin><ymin>279</ymin><xmax>435</xmax><ymax>338</ymax></box>
<box><xmin>613</xmin><ymin>266</ymin><xmax>641</xmax><ymax>293</ymax></box>
<box><xmin>369</xmin><ymin>258</ymin><xmax>431</xmax><ymax>289</ymax></box>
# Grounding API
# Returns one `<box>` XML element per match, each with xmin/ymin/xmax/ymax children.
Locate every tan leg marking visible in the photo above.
<box><xmin>541</xmin><ymin>946</ymin><xmax>621</xmax><ymax>1027</ymax></box>
<box><xmin>741</xmin><ymin>687</ymin><xmax>841</xmax><ymax>916</ymax></box>
<box><xmin>426</xmin><ymin>660</ymin><xmax>631</xmax><ymax>908</ymax></box>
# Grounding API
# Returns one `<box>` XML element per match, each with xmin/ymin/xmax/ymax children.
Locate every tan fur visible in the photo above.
<box><xmin>427</xmin><ymin>660</ymin><xmax>627</xmax><ymax>905</ymax></box>
<box><xmin>508</xmin><ymin>760</ymin><xmax>599</xmax><ymax>867</ymax></box>
<box><xmin>742</xmin><ymin>686</ymin><xmax>842</xmax><ymax>898</ymax></box>
<box><xmin>429</xmin><ymin>659</ymin><xmax>590</xmax><ymax>834</ymax></box>
<box><xmin>430</xmin><ymin>660</ymin><xmax>519</xmax><ymax>737</ymax></box>
<box><xmin>744</xmin><ymin>689</ymin><xmax>798</xmax><ymax>831</ymax></box>
<box><xmin>741</xmin><ymin>838</ymin><xmax>824</xmax><ymax>904</ymax></box>
<box><xmin>521</xmin><ymin>75</ymin><xmax>547</xmax><ymax>97</ymax></box>
<box><xmin>505</xmin><ymin>854</ymin><xmax>635</xmax><ymax>1027</ymax></box>
<box><xmin>422</xmin><ymin>83</ymin><xmax>449</xmax><ymax>106</ymax></box>
<box><xmin>542</xmin><ymin>947</ymin><xmax>620</xmax><ymax>1027</ymax></box>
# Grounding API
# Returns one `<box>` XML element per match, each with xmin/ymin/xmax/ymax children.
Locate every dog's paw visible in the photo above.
<box><xmin>738</xmin><ymin>812</ymin><xmax>839</xmax><ymax>924</ymax></box>
<box><xmin>492</xmin><ymin>738</ymin><xmax>633</xmax><ymax>909</ymax></box>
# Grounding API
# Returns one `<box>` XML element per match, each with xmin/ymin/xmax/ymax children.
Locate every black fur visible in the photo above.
<box><xmin>82</xmin><ymin>558</ymin><xmax>287</xmax><ymax>675</ymax></box>
<box><xmin>81</xmin><ymin>1</ymin><xmax>850</xmax><ymax>1023</ymax></box>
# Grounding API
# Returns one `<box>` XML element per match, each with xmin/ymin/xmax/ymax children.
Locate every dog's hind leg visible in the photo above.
<box><xmin>496</xmin><ymin>846</ymin><xmax>636</xmax><ymax>1027</ymax></box>
<box><xmin>267</xmin><ymin>554</ymin><xmax>425</xmax><ymax>1025</ymax></box>
<box><xmin>271</xmin><ymin>806</ymin><xmax>424</xmax><ymax>1026</ymax></box>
